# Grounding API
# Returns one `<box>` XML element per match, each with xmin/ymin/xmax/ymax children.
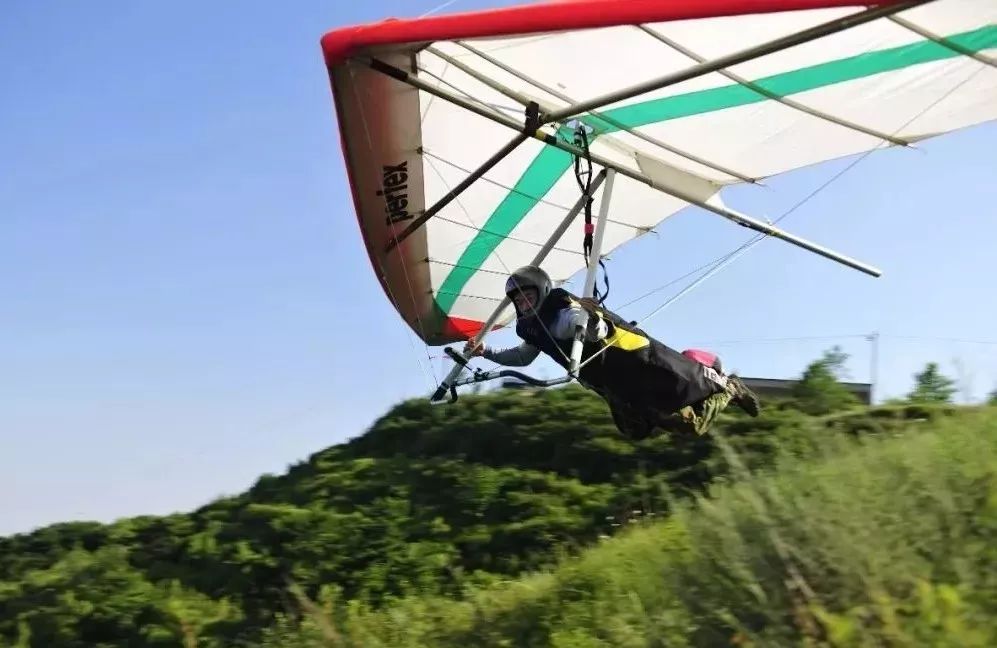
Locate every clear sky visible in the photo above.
<box><xmin>3</xmin><ymin>0</ymin><xmax>995</xmax><ymax>537</ymax></box>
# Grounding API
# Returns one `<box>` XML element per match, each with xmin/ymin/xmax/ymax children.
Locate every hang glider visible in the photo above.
<box><xmin>319</xmin><ymin>0</ymin><xmax>997</xmax><ymax>401</ymax></box>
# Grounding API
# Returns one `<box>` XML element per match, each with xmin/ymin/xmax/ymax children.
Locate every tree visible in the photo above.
<box><xmin>790</xmin><ymin>346</ymin><xmax>860</xmax><ymax>415</ymax></box>
<box><xmin>907</xmin><ymin>362</ymin><xmax>957</xmax><ymax>404</ymax></box>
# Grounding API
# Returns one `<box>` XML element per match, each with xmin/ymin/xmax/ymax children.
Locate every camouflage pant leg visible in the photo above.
<box><xmin>603</xmin><ymin>386</ymin><xmax>733</xmax><ymax>439</ymax></box>
<box><xmin>679</xmin><ymin>389</ymin><xmax>734</xmax><ymax>436</ymax></box>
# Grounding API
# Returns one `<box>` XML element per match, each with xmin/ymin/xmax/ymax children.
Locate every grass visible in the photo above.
<box><xmin>263</xmin><ymin>406</ymin><xmax>997</xmax><ymax>647</ymax></box>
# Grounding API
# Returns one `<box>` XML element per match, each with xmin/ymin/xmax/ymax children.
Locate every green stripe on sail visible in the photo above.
<box><xmin>437</xmin><ymin>144</ymin><xmax>574</xmax><ymax>312</ymax></box>
<box><xmin>435</xmin><ymin>25</ymin><xmax>997</xmax><ymax>314</ymax></box>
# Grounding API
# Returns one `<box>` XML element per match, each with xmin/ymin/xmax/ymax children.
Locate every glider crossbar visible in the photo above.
<box><xmin>635</xmin><ymin>25</ymin><xmax>912</xmax><ymax>147</ymax></box>
<box><xmin>435</xmin><ymin>347</ymin><xmax>573</xmax><ymax>403</ymax></box>
<box><xmin>542</xmin><ymin>0</ymin><xmax>930</xmax><ymax>124</ymax></box>
<box><xmin>444</xmin><ymin>41</ymin><xmax>760</xmax><ymax>184</ymax></box>
<box><xmin>888</xmin><ymin>14</ymin><xmax>997</xmax><ymax>67</ymax></box>
<box><xmin>365</xmin><ymin>53</ymin><xmax>882</xmax><ymax>277</ymax></box>
<box><xmin>425</xmin><ymin>45</ymin><xmax>542</xmax><ymax>114</ymax></box>
<box><xmin>385</xmin><ymin>131</ymin><xmax>528</xmax><ymax>252</ymax></box>
<box><xmin>430</xmin><ymin>169</ymin><xmax>609</xmax><ymax>404</ymax></box>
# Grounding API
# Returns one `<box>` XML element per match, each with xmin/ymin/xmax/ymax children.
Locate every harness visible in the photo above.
<box><xmin>516</xmin><ymin>288</ymin><xmax>651</xmax><ymax>389</ymax></box>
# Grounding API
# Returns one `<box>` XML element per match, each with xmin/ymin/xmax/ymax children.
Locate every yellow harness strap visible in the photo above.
<box><xmin>567</xmin><ymin>297</ymin><xmax>650</xmax><ymax>352</ymax></box>
<box><xmin>603</xmin><ymin>326</ymin><xmax>650</xmax><ymax>351</ymax></box>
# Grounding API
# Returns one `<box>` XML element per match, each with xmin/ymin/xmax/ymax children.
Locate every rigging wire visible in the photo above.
<box><xmin>419</xmin><ymin>0</ymin><xmax>461</xmax><ymax>17</ymax></box>
<box><xmin>347</xmin><ymin>65</ymin><xmax>440</xmax><ymax>390</ymax></box>
<box><xmin>421</xmin><ymin>147</ymin><xmax>656</xmax><ymax>231</ymax></box>
<box><xmin>423</xmin><ymin>141</ymin><xmax>576</xmax><ymax>368</ymax></box>
<box><xmin>343</xmin><ymin>7</ymin><xmax>988</xmax><ymax>393</ymax></box>
<box><xmin>576</xmin><ymin>62</ymin><xmax>990</xmax><ymax>373</ymax></box>
<box><xmin>618</xmin><ymin>60</ymin><xmax>991</xmax><ymax>314</ymax></box>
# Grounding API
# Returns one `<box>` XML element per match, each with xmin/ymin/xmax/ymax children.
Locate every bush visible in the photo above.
<box><xmin>291</xmin><ymin>409</ymin><xmax>997</xmax><ymax>647</ymax></box>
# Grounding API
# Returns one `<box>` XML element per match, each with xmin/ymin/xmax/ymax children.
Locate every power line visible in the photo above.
<box><xmin>419</xmin><ymin>0</ymin><xmax>461</xmax><ymax>17</ymax></box>
<box><xmin>882</xmin><ymin>335</ymin><xmax>997</xmax><ymax>347</ymax></box>
<box><xmin>699</xmin><ymin>334</ymin><xmax>870</xmax><ymax>346</ymax></box>
<box><xmin>696</xmin><ymin>333</ymin><xmax>997</xmax><ymax>347</ymax></box>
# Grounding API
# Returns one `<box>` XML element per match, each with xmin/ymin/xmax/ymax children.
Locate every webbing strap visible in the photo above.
<box><xmin>570</xmin><ymin>123</ymin><xmax>609</xmax><ymax>305</ymax></box>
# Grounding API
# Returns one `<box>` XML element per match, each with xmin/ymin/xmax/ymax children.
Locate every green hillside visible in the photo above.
<box><xmin>1</xmin><ymin>351</ymin><xmax>993</xmax><ymax>646</ymax></box>
<box><xmin>267</xmin><ymin>402</ymin><xmax>997</xmax><ymax>647</ymax></box>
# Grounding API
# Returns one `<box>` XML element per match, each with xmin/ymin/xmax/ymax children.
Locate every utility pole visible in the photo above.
<box><xmin>866</xmin><ymin>331</ymin><xmax>879</xmax><ymax>404</ymax></box>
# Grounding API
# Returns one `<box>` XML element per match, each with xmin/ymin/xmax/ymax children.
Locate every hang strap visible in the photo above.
<box><xmin>570</xmin><ymin>122</ymin><xmax>609</xmax><ymax>305</ymax></box>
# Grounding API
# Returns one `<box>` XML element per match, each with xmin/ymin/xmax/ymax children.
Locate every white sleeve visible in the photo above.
<box><xmin>482</xmin><ymin>341</ymin><xmax>540</xmax><ymax>366</ymax></box>
<box><xmin>551</xmin><ymin>304</ymin><xmax>609</xmax><ymax>341</ymax></box>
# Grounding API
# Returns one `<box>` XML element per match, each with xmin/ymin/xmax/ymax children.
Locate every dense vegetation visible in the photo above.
<box><xmin>264</xmin><ymin>404</ymin><xmax>997</xmax><ymax>647</ymax></box>
<box><xmin>1</xmin><ymin>350</ymin><xmax>994</xmax><ymax>646</ymax></box>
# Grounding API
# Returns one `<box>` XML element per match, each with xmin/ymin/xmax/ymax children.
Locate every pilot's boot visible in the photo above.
<box><xmin>726</xmin><ymin>375</ymin><xmax>761</xmax><ymax>417</ymax></box>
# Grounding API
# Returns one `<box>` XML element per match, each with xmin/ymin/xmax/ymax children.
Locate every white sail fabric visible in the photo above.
<box><xmin>325</xmin><ymin>0</ymin><xmax>997</xmax><ymax>344</ymax></box>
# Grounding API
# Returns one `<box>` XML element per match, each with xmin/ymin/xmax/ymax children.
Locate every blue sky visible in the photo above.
<box><xmin>2</xmin><ymin>0</ymin><xmax>995</xmax><ymax>537</ymax></box>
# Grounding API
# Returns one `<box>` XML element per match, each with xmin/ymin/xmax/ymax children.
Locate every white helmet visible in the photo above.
<box><xmin>505</xmin><ymin>265</ymin><xmax>552</xmax><ymax>315</ymax></box>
